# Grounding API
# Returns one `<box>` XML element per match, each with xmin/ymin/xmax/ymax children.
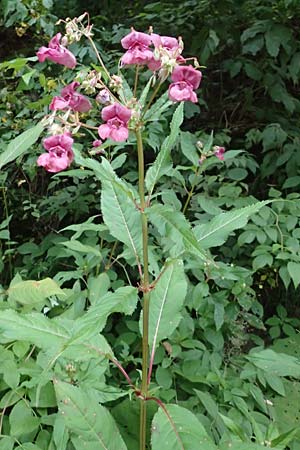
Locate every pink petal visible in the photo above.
<box><xmin>111</xmin><ymin>126</ymin><xmax>129</xmax><ymax>142</ymax></box>
<box><xmin>49</xmin><ymin>96</ymin><xmax>70</xmax><ymax>111</ymax></box>
<box><xmin>98</xmin><ymin>124</ymin><xmax>111</xmax><ymax>140</ymax></box>
<box><xmin>121</xmin><ymin>30</ymin><xmax>152</xmax><ymax>49</ymax></box>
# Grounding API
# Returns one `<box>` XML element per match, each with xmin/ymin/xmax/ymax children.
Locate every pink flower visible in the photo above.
<box><xmin>98</xmin><ymin>103</ymin><xmax>131</xmax><ymax>142</ymax></box>
<box><xmin>168</xmin><ymin>81</ymin><xmax>198</xmax><ymax>103</ymax></box>
<box><xmin>37</xmin><ymin>133</ymin><xmax>74</xmax><ymax>173</ymax></box>
<box><xmin>50</xmin><ymin>81</ymin><xmax>91</xmax><ymax>113</ymax></box>
<box><xmin>214</xmin><ymin>146</ymin><xmax>225</xmax><ymax>161</ymax></box>
<box><xmin>121</xmin><ymin>29</ymin><xmax>153</xmax><ymax>67</ymax></box>
<box><xmin>37</xmin><ymin>33</ymin><xmax>77</xmax><ymax>69</ymax></box>
<box><xmin>168</xmin><ymin>65</ymin><xmax>202</xmax><ymax>103</ymax></box>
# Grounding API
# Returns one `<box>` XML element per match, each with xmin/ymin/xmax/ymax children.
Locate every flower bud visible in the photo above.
<box><xmin>96</xmin><ymin>89</ymin><xmax>110</xmax><ymax>104</ymax></box>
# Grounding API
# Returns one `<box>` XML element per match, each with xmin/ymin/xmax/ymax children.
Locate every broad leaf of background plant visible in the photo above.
<box><xmin>151</xmin><ymin>404</ymin><xmax>216</xmax><ymax>450</ymax></box>
<box><xmin>101</xmin><ymin>180</ymin><xmax>142</xmax><ymax>263</ymax></box>
<box><xmin>54</xmin><ymin>380</ymin><xmax>127</xmax><ymax>450</ymax></box>
<box><xmin>145</xmin><ymin>102</ymin><xmax>184</xmax><ymax>195</ymax></box>
<box><xmin>141</xmin><ymin>259</ymin><xmax>187</xmax><ymax>349</ymax></box>
<box><xmin>247</xmin><ymin>349</ymin><xmax>300</xmax><ymax>377</ymax></box>
<box><xmin>194</xmin><ymin>201</ymin><xmax>270</xmax><ymax>248</ymax></box>
<box><xmin>149</xmin><ymin>204</ymin><xmax>209</xmax><ymax>262</ymax></box>
<box><xmin>0</xmin><ymin>122</ymin><xmax>44</xmax><ymax>169</ymax></box>
<box><xmin>7</xmin><ymin>277</ymin><xmax>65</xmax><ymax>306</ymax></box>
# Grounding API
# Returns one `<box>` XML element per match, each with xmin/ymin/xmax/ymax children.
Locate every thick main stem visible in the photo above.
<box><xmin>136</xmin><ymin>128</ymin><xmax>150</xmax><ymax>450</ymax></box>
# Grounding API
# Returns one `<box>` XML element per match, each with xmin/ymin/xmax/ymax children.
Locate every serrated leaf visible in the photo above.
<box><xmin>0</xmin><ymin>122</ymin><xmax>44</xmax><ymax>169</ymax></box>
<box><xmin>0</xmin><ymin>309</ymin><xmax>70</xmax><ymax>348</ymax></box>
<box><xmin>144</xmin><ymin>91</ymin><xmax>172</xmax><ymax>121</ymax></box>
<box><xmin>194</xmin><ymin>201</ymin><xmax>270</xmax><ymax>249</ymax></box>
<box><xmin>8</xmin><ymin>278</ymin><xmax>66</xmax><ymax>305</ymax></box>
<box><xmin>149</xmin><ymin>204</ymin><xmax>209</xmax><ymax>262</ymax></box>
<box><xmin>54</xmin><ymin>380</ymin><xmax>127</xmax><ymax>450</ymax></box>
<box><xmin>143</xmin><ymin>260</ymin><xmax>187</xmax><ymax>351</ymax></box>
<box><xmin>101</xmin><ymin>180</ymin><xmax>142</xmax><ymax>263</ymax></box>
<box><xmin>146</xmin><ymin>103</ymin><xmax>184</xmax><ymax>195</ymax></box>
<box><xmin>180</xmin><ymin>131</ymin><xmax>199</xmax><ymax>165</ymax></box>
<box><xmin>151</xmin><ymin>404</ymin><xmax>216</xmax><ymax>450</ymax></box>
<box><xmin>73</xmin><ymin>286</ymin><xmax>138</xmax><ymax>339</ymax></box>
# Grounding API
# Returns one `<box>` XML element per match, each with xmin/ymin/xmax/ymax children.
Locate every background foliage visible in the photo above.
<box><xmin>1</xmin><ymin>0</ymin><xmax>300</xmax><ymax>449</ymax></box>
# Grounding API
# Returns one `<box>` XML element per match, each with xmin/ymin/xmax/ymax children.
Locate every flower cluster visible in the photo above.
<box><xmin>36</xmin><ymin>19</ymin><xmax>203</xmax><ymax>173</ymax></box>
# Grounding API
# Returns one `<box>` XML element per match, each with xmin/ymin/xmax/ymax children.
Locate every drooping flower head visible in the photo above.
<box><xmin>214</xmin><ymin>146</ymin><xmax>225</xmax><ymax>161</ymax></box>
<box><xmin>50</xmin><ymin>81</ymin><xmax>91</xmax><ymax>112</ymax></box>
<box><xmin>37</xmin><ymin>33</ymin><xmax>77</xmax><ymax>69</ymax></box>
<box><xmin>98</xmin><ymin>103</ymin><xmax>132</xmax><ymax>142</ymax></box>
<box><xmin>121</xmin><ymin>29</ymin><xmax>153</xmax><ymax>67</ymax></box>
<box><xmin>168</xmin><ymin>65</ymin><xmax>202</xmax><ymax>103</ymax></box>
<box><xmin>37</xmin><ymin>133</ymin><xmax>74</xmax><ymax>173</ymax></box>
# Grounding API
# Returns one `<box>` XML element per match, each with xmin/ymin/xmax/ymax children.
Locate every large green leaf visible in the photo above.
<box><xmin>146</xmin><ymin>103</ymin><xmax>184</xmax><ymax>195</ymax></box>
<box><xmin>0</xmin><ymin>309</ymin><xmax>70</xmax><ymax>348</ymax></box>
<box><xmin>0</xmin><ymin>122</ymin><xmax>44</xmax><ymax>169</ymax></box>
<box><xmin>247</xmin><ymin>349</ymin><xmax>300</xmax><ymax>378</ymax></box>
<box><xmin>194</xmin><ymin>201</ymin><xmax>270</xmax><ymax>249</ymax></box>
<box><xmin>143</xmin><ymin>260</ymin><xmax>187</xmax><ymax>349</ymax></box>
<box><xmin>54</xmin><ymin>380</ymin><xmax>127</xmax><ymax>450</ymax></box>
<box><xmin>8</xmin><ymin>278</ymin><xmax>66</xmax><ymax>306</ymax></box>
<box><xmin>101</xmin><ymin>179</ymin><xmax>142</xmax><ymax>262</ymax></box>
<box><xmin>72</xmin><ymin>286</ymin><xmax>138</xmax><ymax>340</ymax></box>
<box><xmin>149</xmin><ymin>204</ymin><xmax>209</xmax><ymax>262</ymax></box>
<box><xmin>151</xmin><ymin>404</ymin><xmax>216</xmax><ymax>450</ymax></box>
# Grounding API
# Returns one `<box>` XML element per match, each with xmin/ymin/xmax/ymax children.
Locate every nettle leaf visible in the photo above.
<box><xmin>101</xmin><ymin>179</ymin><xmax>142</xmax><ymax>263</ymax></box>
<box><xmin>194</xmin><ymin>201</ymin><xmax>269</xmax><ymax>249</ymax></box>
<box><xmin>151</xmin><ymin>404</ymin><xmax>216</xmax><ymax>450</ymax></box>
<box><xmin>146</xmin><ymin>102</ymin><xmax>184</xmax><ymax>195</ymax></box>
<box><xmin>8</xmin><ymin>278</ymin><xmax>66</xmax><ymax>306</ymax></box>
<box><xmin>141</xmin><ymin>260</ymin><xmax>187</xmax><ymax>349</ymax></box>
<box><xmin>54</xmin><ymin>380</ymin><xmax>127</xmax><ymax>450</ymax></box>
<box><xmin>149</xmin><ymin>204</ymin><xmax>209</xmax><ymax>262</ymax></box>
<box><xmin>0</xmin><ymin>122</ymin><xmax>44</xmax><ymax>169</ymax></box>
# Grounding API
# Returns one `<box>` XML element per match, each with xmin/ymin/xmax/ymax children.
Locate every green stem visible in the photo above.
<box><xmin>86</xmin><ymin>35</ymin><xmax>111</xmax><ymax>81</ymax></box>
<box><xmin>182</xmin><ymin>168</ymin><xmax>200</xmax><ymax>214</ymax></box>
<box><xmin>136</xmin><ymin>128</ymin><xmax>150</xmax><ymax>450</ymax></box>
<box><xmin>134</xmin><ymin>65</ymin><xmax>140</xmax><ymax>98</ymax></box>
<box><xmin>1</xmin><ymin>186</ymin><xmax>12</xmax><ymax>280</ymax></box>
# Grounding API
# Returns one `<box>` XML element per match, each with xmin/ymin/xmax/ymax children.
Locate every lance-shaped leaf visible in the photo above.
<box><xmin>142</xmin><ymin>260</ymin><xmax>187</xmax><ymax>349</ymax></box>
<box><xmin>151</xmin><ymin>404</ymin><xmax>216</xmax><ymax>450</ymax></box>
<box><xmin>54</xmin><ymin>380</ymin><xmax>127</xmax><ymax>450</ymax></box>
<box><xmin>0</xmin><ymin>310</ymin><xmax>70</xmax><ymax>348</ymax></box>
<box><xmin>194</xmin><ymin>201</ymin><xmax>270</xmax><ymax>249</ymax></box>
<box><xmin>146</xmin><ymin>103</ymin><xmax>184</xmax><ymax>195</ymax></box>
<box><xmin>101</xmin><ymin>179</ymin><xmax>142</xmax><ymax>262</ymax></box>
<box><xmin>0</xmin><ymin>122</ymin><xmax>44</xmax><ymax>169</ymax></box>
<box><xmin>148</xmin><ymin>204</ymin><xmax>209</xmax><ymax>262</ymax></box>
<box><xmin>144</xmin><ymin>91</ymin><xmax>172</xmax><ymax>121</ymax></box>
